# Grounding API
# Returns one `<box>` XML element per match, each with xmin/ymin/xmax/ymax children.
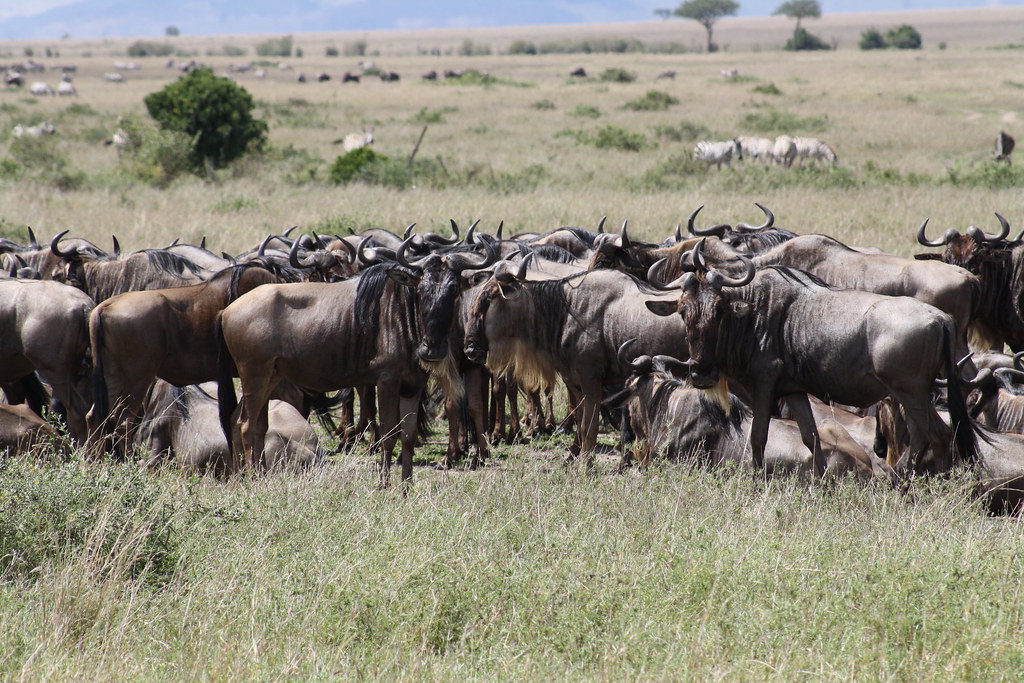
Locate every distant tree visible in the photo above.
<box><xmin>886</xmin><ymin>24</ymin><xmax>922</xmax><ymax>49</ymax></box>
<box><xmin>255</xmin><ymin>35</ymin><xmax>293</xmax><ymax>57</ymax></box>
<box><xmin>654</xmin><ymin>8</ymin><xmax>672</xmax><ymax>19</ymax></box>
<box><xmin>672</xmin><ymin>0</ymin><xmax>740</xmax><ymax>53</ymax></box>
<box><xmin>775</xmin><ymin>0</ymin><xmax>821</xmax><ymax>47</ymax></box>
<box><xmin>325</xmin><ymin>45</ymin><xmax>339</xmax><ymax>57</ymax></box>
<box><xmin>784</xmin><ymin>27</ymin><xmax>830</xmax><ymax>51</ymax></box>
<box><xmin>859</xmin><ymin>27</ymin><xmax>887</xmax><ymax>50</ymax></box>
<box><xmin>165</xmin><ymin>25</ymin><xmax>180</xmax><ymax>37</ymax></box>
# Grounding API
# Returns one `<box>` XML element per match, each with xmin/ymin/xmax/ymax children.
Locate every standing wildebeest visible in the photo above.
<box><xmin>218</xmin><ymin>237</ymin><xmax>496</xmax><ymax>482</ymax></box>
<box><xmin>916</xmin><ymin>213</ymin><xmax>1024</xmax><ymax>352</ymax></box>
<box><xmin>88</xmin><ymin>260</ymin><xmax>304</xmax><ymax>451</ymax></box>
<box><xmin>0</xmin><ymin>280</ymin><xmax>95</xmax><ymax>442</ymax></box>
<box><xmin>463</xmin><ymin>261</ymin><xmax>688</xmax><ymax>463</ymax></box>
<box><xmin>51</xmin><ymin>230</ymin><xmax>211</xmax><ymax>302</ymax></box>
<box><xmin>995</xmin><ymin>130</ymin><xmax>1015</xmax><ymax>163</ymax></box>
<box><xmin>644</xmin><ymin>241</ymin><xmax>978</xmax><ymax>476</ymax></box>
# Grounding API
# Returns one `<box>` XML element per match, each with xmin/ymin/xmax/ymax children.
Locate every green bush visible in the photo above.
<box><xmin>144</xmin><ymin>67</ymin><xmax>268</xmax><ymax>172</ymax></box>
<box><xmin>0</xmin><ymin>459</ymin><xmax>182</xmax><ymax>585</ymax></box>
<box><xmin>752</xmin><ymin>82</ymin><xmax>783</xmax><ymax>95</ymax></box>
<box><xmin>591</xmin><ymin>125</ymin><xmax>650</xmax><ymax>152</ymax></box>
<box><xmin>330</xmin><ymin>147</ymin><xmax>383</xmax><ymax>184</ymax></box>
<box><xmin>859</xmin><ymin>28</ymin><xmax>887</xmax><ymax>50</ymax></box>
<box><xmin>7</xmin><ymin>135</ymin><xmax>86</xmax><ymax>190</ymax></box>
<box><xmin>784</xmin><ymin>28</ymin><xmax>831</xmax><ymax>51</ymax></box>
<box><xmin>411</xmin><ymin>106</ymin><xmax>456</xmax><ymax>124</ymax></box>
<box><xmin>325</xmin><ymin>46</ymin><xmax>339</xmax><ymax>57</ymax></box>
<box><xmin>126</xmin><ymin>40</ymin><xmax>173</xmax><ymax>57</ymax></box>
<box><xmin>569</xmin><ymin>104</ymin><xmax>602</xmax><ymax>119</ymax></box>
<box><xmin>887</xmin><ymin>24</ymin><xmax>922</xmax><ymax>49</ymax></box>
<box><xmin>255</xmin><ymin>35</ymin><xmax>293</xmax><ymax>57</ymax></box>
<box><xmin>458</xmin><ymin>39</ymin><xmax>492</xmax><ymax>56</ymax></box>
<box><xmin>344</xmin><ymin>40</ymin><xmax>367</xmax><ymax>57</ymax></box>
<box><xmin>437</xmin><ymin>69</ymin><xmax>531</xmax><ymax>88</ymax></box>
<box><xmin>531</xmin><ymin>99</ymin><xmax>556</xmax><ymax>110</ymax></box>
<box><xmin>651</xmin><ymin>120</ymin><xmax>711</xmax><ymax>142</ymax></box>
<box><xmin>635</xmin><ymin>152</ymin><xmax>704</xmax><ymax>190</ymax></box>
<box><xmin>599</xmin><ymin>67</ymin><xmax>637</xmax><ymax>83</ymax></box>
<box><xmin>623</xmin><ymin>90</ymin><xmax>679</xmax><ymax>111</ymax></box>
<box><xmin>222</xmin><ymin>45</ymin><xmax>246</xmax><ymax>57</ymax></box>
<box><xmin>740</xmin><ymin>109</ymin><xmax>829</xmax><ymax>134</ymax></box>
<box><xmin>507</xmin><ymin>40</ymin><xmax>537</xmax><ymax>55</ymax></box>
<box><xmin>942</xmin><ymin>160</ymin><xmax>1024</xmax><ymax>190</ymax></box>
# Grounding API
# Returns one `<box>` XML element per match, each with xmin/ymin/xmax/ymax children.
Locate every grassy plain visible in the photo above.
<box><xmin>2</xmin><ymin>8</ymin><xmax>1024</xmax><ymax>679</ymax></box>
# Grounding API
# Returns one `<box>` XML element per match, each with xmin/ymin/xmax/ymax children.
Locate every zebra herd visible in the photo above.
<box><xmin>693</xmin><ymin>135</ymin><xmax>837</xmax><ymax>169</ymax></box>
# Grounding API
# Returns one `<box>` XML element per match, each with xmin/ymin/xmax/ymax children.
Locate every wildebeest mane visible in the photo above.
<box><xmin>531</xmin><ymin>244</ymin><xmax>578</xmax><ymax>263</ymax></box>
<box><xmin>767</xmin><ymin>265</ymin><xmax>832</xmax><ymax>289</ymax></box>
<box><xmin>202</xmin><ymin>258</ymin><xmax>303</xmax><ymax>302</ymax></box>
<box><xmin>649</xmin><ymin>377</ymin><xmax>747</xmax><ymax>433</ymax></box>
<box><xmin>726</xmin><ymin>228</ymin><xmax>797</xmax><ymax>253</ymax></box>
<box><xmin>354</xmin><ymin>263</ymin><xmax>419</xmax><ymax>352</ymax></box>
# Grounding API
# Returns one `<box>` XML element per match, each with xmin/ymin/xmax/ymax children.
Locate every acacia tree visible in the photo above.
<box><xmin>774</xmin><ymin>0</ymin><xmax>821</xmax><ymax>44</ymax></box>
<box><xmin>673</xmin><ymin>0</ymin><xmax>740</xmax><ymax>53</ymax></box>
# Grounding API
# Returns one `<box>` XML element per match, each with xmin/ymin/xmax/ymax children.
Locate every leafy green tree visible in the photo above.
<box><xmin>165</xmin><ymin>25</ymin><xmax>180</xmax><ymax>36</ymax></box>
<box><xmin>784</xmin><ymin>27</ymin><xmax>830</xmax><ymax>51</ymax></box>
<box><xmin>654</xmin><ymin>8</ymin><xmax>672</xmax><ymax>19</ymax></box>
<box><xmin>143</xmin><ymin>68</ymin><xmax>268</xmax><ymax>173</ymax></box>
<box><xmin>859</xmin><ymin>27</ymin><xmax>887</xmax><ymax>50</ymax></box>
<box><xmin>774</xmin><ymin>0</ymin><xmax>821</xmax><ymax>46</ymax></box>
<box><xmin>886</xmin><ymin>24</ymin><xmax>922</xmax><ymax>49</ymax></box>
<box><xmin>673</xmin><ymin>0</ymin><xmax>740</xmax><ymax>53</ymax></box>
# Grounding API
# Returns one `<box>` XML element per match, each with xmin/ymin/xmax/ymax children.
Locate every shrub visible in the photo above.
<box><xmin>784</xmin><ymin>28</ymin><xmax>830</xmax><ymax>51</ymax></box>
<box><xmin>599</xmin><ymin>67</ymin><xmax>637</xmax><ymax>83</ymax></box>
<box><xmin>325</xmin><ymin>46</ymin><xmax>339</xmax><ymax>57</ymax></box>
<box><xmin>942</xmin><ymin>160</ymin><xmax>1024</xmax><ymax>190</ymax></box>
<box><xmin>532</xmin><ymin>99</ymin><xmax>556</xmax><ymax>110</ymax></box>
<box><xmin>635</xmin><ymin>152</ymin><xmax>703</xmax><ymax>190</ymax></box>
<box><xmin>126</xmin><ymin>40</ymin><xmax>174</xmax><ymax>57</ymax></box>
<box><xmin>221</xmin><ymin>45</ymin><xmax>246</xmax><ymax>57</ymax></box>
<box><xmin>144</xmin><ymin>67</ymin><xmax>268</xmax><ymax>172</ymax></box>
<box><xmin>458</xmin><ymin>39</ymin><xmax>492</xmax><ymax>56</ymax></box>
<box><xmin>344</xmin><ymin>40</ymin><xmax>367</xmax><ymax>57</ymax></box>
<box><xmin>740</xmin><ymin>109</ymin><xmax>829</xmax><ymax>134</ymax></box>
<box><xmin>437</xmin><ymin>69</ymin><xmax>531</xmax><ymax>88</ymax></box>
<box><xmin>329</xmin><ymin>147</ymin><xmax>383</xmax><ymax>184</ymax></box>
<box><xmin>507</xmin><ymin>40</ymin><xmax>537</xmax><ymax>55</ymax></box>
<box><xmin>255</xmin><ymin>35</ymin><xmax>293</xmax><ymax>57</ymax></box>
<box><xmin>887</xmin><ymin>24</ymin><xmax>922</xmax><ymax>49</ymax></box>
<box><xmin>569</xmin><ymin>104</ymin><xmax>602</xmax><ymax>119</ymax></box>
<box><xmin>412</xmin><ymin>106</ymin><xmax>456</xmax><ymax>124</ymax></box>
<box><xmin>623</xmin><ymin>90</ymin><xmax>679</xmax><ymax>111</ymax></box>
<box><xmin>752</xmin><ymin>82</ymin><xmax>783</xmax><ymax>95</ymax></box>
<box><xmin>581</xmin><ymin>125</ymin><xmax>650</xmax><ymax>152</ymax></box>
<box><xmin>651</xmin><ymin>120</ymin><xmax>711</xmax><ymax>142</ymax></box>
<box><xmin>859</xmin><ymin>28</ymin><xmax>887</xmax><ymax>50</ymax></box>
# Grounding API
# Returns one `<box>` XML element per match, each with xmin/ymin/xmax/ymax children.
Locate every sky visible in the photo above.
<box><xmin>2</xmin><ymin>0</ymin><xmax>1023</xmax><ymax>40</ymax></box>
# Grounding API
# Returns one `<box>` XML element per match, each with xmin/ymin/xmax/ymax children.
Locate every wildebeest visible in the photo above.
<box><xmin>342</xmin><ymin>71</ymin><xmax>360</xmax><ymax>83</ymax></box>
<box><xmin>421</xmin><ymin>70</ymin><xmax>437</xmax><ymax>81</ymax></box>
<box><xmin>644</xmin><ymin>241</ymin><xmax>978</xmax><ymax>476</ymax></box>
<box><xmin>915</xmin><ymin>213</ymin><xmax>1024</xmax><ymax>352</ymax></box>
<box><xmin>218</xmin><ymin>236</ymin><xmax>495</xmax><ymax>482</ymax></box>
<box><xmin>88</xmin><ymin>259</ymin><xmax>304</xmax><ymax>452</ymax></box>
<box><xmin>569</xmin><ymin>67</ymin><xmax>587</xmax><ymax>78</ymax></box>
<box><xmin>995</xmin><ymin>130</ymin><xmax>1015</xmax><ymax>163</ymax></box>
<box><xmin>317</xmin><ymin>72</ymin><xmax>331</xmax><ymax>82</ymax></box>
<box><xmin>694</xmin><ymin>139</ymin><xmax>742</xmax><ymax>169</ymax></box>
<box><xmin>104</xmin><ymin>72</ymin><xmax>124</xmax><ymax>83</ymax></box>
<box><xmin>0</xmin><ymin>279</ymin><xmax>95</xmax><ymax>442</ymax></box>
<box><xmin>379</xmin><ymin>71</ymin><xmax>400</xmax><ymax>82</ymax></box>
<box><xmin>463</xmin><ymin>260</ymin><xmax>688</xmax><ymax>463</ymax></box>
<box><xmin>138</xmin><ymin>381</ymin><xmax>324</xmax><ymax>474</ymax></box>
<box><xmin>0</xmin><ymin>403</ymin><xmax>57</xmax><ymax>456</ymax></box>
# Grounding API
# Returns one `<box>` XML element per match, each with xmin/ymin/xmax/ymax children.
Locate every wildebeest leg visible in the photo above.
<box><xmin>334</xmin><ymin>388</ymin><xmax>356</xmax><ymax>448</ymax></box>
<box><xmin>558</xmin><ymin>385</ymin><xmax>581</xmax><ymax>436</ymax></box>
<box><xmin>522</xmin><ymin>389</ymin><xmax>541</xmax><ymax>439</ymax></box>
<box><xmin>440</xmin><ymin>395</ymin><xmax>461</xmax><ymax>469</ymax></box>
<box><xmin>490</xmin><ymin>375</ymin><xmax>507</xmax><ymax>443</ymax></box>
<box><xmin>398</xmin><ymin>390</ymin><xmax>421</xmax><ymax>483</ymax></box>
<box><xmin>465</xmin><ymin>366</ymin><xmax>490</xmax><ymax>468</ymax></box>
<box><xmin>784</xmin><ymin>393</ymin><xmax>824</xmax><ymax>477</ymax></box>
<box><xmin>543</xmin><ymin>389</ymin><xmax>556</xmax><ymax>433</ymax></box>
<box><xmin>356</xmin><ymin>386</ymin><xmax>379</xmax><ymax>450</ymax></box>
<box><xmin>237</xmin><ymin>364</ymin><xmax>275</xmax><ymax>472</ymax></box>
<box><xmin>748</xmin><ymin>390</ymin><xmax>775</xmax><ymax>472</ymax></box>
<box><xmin>375</xmin><ymin>380</ymin><xmax>401</xmax><ymax>487</ymax></box>
<box><xmin>505</xmin><ymin>379</ymin><xmax>521</xmax><ymax>443</ymax></box>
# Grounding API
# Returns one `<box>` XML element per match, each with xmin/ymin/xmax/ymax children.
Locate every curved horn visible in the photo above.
<box><xmin>49</xmin><ymin>230</ymin><xmax>75</xmax><ymax>259</ymax></box>
<box><xmin>687</xmin><ymin>205</ymin><xmax>729</xmax><ymax>237</ymax></box>
<box><xmin>967</xmin><ymin>213</ymin><xmax>1011</xmax><ymax>243</ymax></box>
<box><xmin>646</xmin><ymin>258</ymin><xmax>692</xmax><ymax>291</ymax></box>
<box><xmin>652</xmin><ymin>354</ymin><xmax>693</xmax><ymax>377</ymax></box>
<box><xmin>674</xmin><ymin>223</ymin><xmax>683</xmax><ymax>244</ymax></box>
<box><xmin>333</xmin><ymin>235</ymin><xmax>357</xmax><ymax>261</ymax></box>
<box><xmin>514</xmin><ymin>250</ymin><xmax>535</xmax><ymax>280</ymax></box>
<box><xmin>735</xmin><ymin>202</ymin><xmax>775</xmax><ymax>232</ymax></box>
<box><xmin>111</xmin><ymin>235</ymin><xmax>121</xmax><ymax>256</ymax></box>
<box><xmin>167</xmin><ymin>238</ymin><xmax>180</xmax><ymax>248</ymax></box>
<box><xmin>26</xmin><ymin>226</ymin><xmax>38</xmax><ymax>248</ymax></box>
<box><xmin>283</xmin><ymin>226</ymin><xmax>298</xmax><ymax>238</ymax></box>
<box><xmin>495</xmin><ymin>220</ymin><xmax>503</xmax><ymax>240</ymax></box>
<box><xmin>620</xmin><ymin>220</ymin><xmax>631</xmax><ymax>249</ymax></box>
<box><xmin>448</xmin><ymin>237</ymin><xmax>498</xmax><ymax>272</ymax></box>
<box><xmin>1013</xmin><ymin>351</ymin><xmax>1024</xmax><ymax>372</ymax></box>
<box><xmin>397</xmin><ymin>236</ymin><xmax>432</xmax><ymax>270</ymax></box>
<box><xmin>199</xmin><ymin>236</ymin><xmax>207</xmax><ymax>250</ymax></box>
<box><xmin>257</xmin><ymin>235</ymin><xmax>272</xmax><ymax>256</ymax></box>
<box><xmin>995</xmin><ymin>367</ymin><xmax>1024</xmax><ymax>395</ymax></box>
<box><xmin>432</xmin><ymin>219</ymin><xmax>461</xmax><ymax>245</ymax></box>
<box><xmin>357</xmin><ymin>236</ymin><xmax>376</xmax><ymax>265</ymax></box>
<box><xmin>617</xmin><ymin>338</ymin><xmax>653</xmax><ymax>374</ymax></box>
<box><xmin>596</xmin><ymin>216</ymin><xmax>607</xmax><ymax>234</ymax></box>
<box><xmin>916</xmin><ymin>218</ymin><xmax>957</xmax><ymax>248</ymax></box>
<box><xmin>706</xmin><ymin>249</ymin><xmax>756</xmax><ymax>289</ymax></box>
<box><xmin>289</xmin><ymin>238</ymin><xmax>314</xmax><ymax>269</ymax></box>
<box><xmin>465</xmin><ymin>220</ymin><xmax>477</xmax><ymax>245</ymax></box>
<box><xmin>403</xmin><ymin>222</ymin><xmax>416</xmax><ymax>239</ymax></box>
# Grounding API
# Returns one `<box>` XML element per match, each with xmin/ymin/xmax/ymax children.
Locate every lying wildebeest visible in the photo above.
<box><xmin>0</xmin><ymin>403</ymin><xmax>57</xmax><ymax>456</ymax></box>
<box><xmin>218</xmin><ymin>236</ymin><xmax>496</xmax><ymax>482</ymax></box>
<box><xmin>0</xmin><ymin>279</ymin><xmax>95</xmax><ymax>442</ymax></box>
<box><xmin>88</xmin><ymin>259</ymin><xmax>305</xmax><ymax>454</ymax></box>
<box><xmin>644</xmin><ymin>240</ymin><xmax>978</xmax><ymax>477</ymax></box>
<box><xmin>138</xmin><ymin>381</ymin><xmax>324</xmax><ymax>474</ymax></box>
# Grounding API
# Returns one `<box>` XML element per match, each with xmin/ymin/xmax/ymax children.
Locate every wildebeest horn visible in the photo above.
<box><xmin>617</xmin><ymin>338</ymin><xmax>653</xmax><ymax>374</ymax></box>
<box><xmin>597</xmin><ymin>216</ymin><xmax>607</xmax><ymax>234</ymax></box>
<box><xmin>357</xmin><ymin>236</ymin><xmax>396</xmax><ymax>265</ymax></box>
<box><xmin>403</xmin><ymin>222</ymin><xmax>416</xmax><ymax>239</ymax></box>
<box><xmin>111</xmin><ymin>235</ymin><xmax>121</xmax><ymax>255</ymax></box>
<box><xmin>686</xmin><ymin>205</ymin><xmax>729</xmax><ymax>237</ymax></box>
<box><xmin>674</xmin><ymin>223</ymin><xmax>683</xmax><ymax>244</ymax></box>
<box><xmin>619</xmin><ymin>220</ymin><xmax>631</xmax><ymax>249</ymax></box>
<box><xmin>49</xmin><ymin>230</ymin><xmax>76</xmax><ymax>259</ymax></box>
<box><xmin>257</xmin><ymin>235</ymin><xmax>272</xmax><ymax>256</ymax></box>
<box><xmin>448</xmin><ymin>237</ymin><xmax>498</xmax><ymax>272</ymax></box>
<box><xmin>646</xmin><ymin>258</ymin><xmax>691</xmax><ymax>291</ymax></box>
<box><xmin>283</xmin><ymin>226</ymin><xmax>298</xmax><ymax>238</ymax></box>
<box><xmin>333</xmin><ymin>235</ymin><xmax>357</xmax><ymax>261</ymax></box>
<box><xmin>397</xmin><ymin>236</ymin><xmax>433</xmax><ymax>270</ymax></box>
<box><xmin>703</xmin><ymin>244</ymin><xmax>755</xmax><ymax>289</ymax></box>
<box><xmin>289</xmin><ymin>238</ymin><xmax>315</xmax><ymax>269</ymax></box>
<box><xmin>966</xmin><ymin>213</ymin><xmax>1011</xmax><ymax>243</ymax></box>
<box><xmin>652</xmin><ymin>354</ymin><xmax>693</xmax><ymax>377</ymax></box>
<box><xmin>495</xmin><ymin>220</ymin><xmax>503</xmax><ymax>240</ymax></box>
<box><xmin>916</xmin><ymin>218</ymin><xmax>959</xmax><ymax>247</ymax></box>
<box><xmin>515</xmin><ymin>250</ymin><xmax>534</xmax><ymax>280</ymax></box>
<box><xmin>464</xmin><ymin>218</ymin><xmax>482</xmax><ymax>244</ymax></box>
<box><xmin>167</xmin><ymin>238</ymin><xmax>180</xmax><ymax>247</ymax></box>
<box><xmin>27</xmin><ymin>226</ymin><xmax>38</xmax><ymax>248</ymax></box>
<box><xmin>200</xmin><ymin>236</ymin><xmax>207</xmax><ymax>250</ymax></box>
<box><xmin>425</xmin><ymin>219</ymin><xmax>461</xmax><ymax>246</ymax></box>
<box><xmin>735</xmin><ymin>202</ymin><xmax>775</xmax><ymax>232</ymax></box>
<box><xmin>1013</xmin><ymin>351</ymin><xmax>1024</xmax><ymax>372</ymax></box>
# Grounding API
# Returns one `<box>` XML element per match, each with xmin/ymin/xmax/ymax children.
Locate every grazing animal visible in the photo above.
<box><xmin>737</xmin><ymin>136</ymin><xmax>774</xmax><ymax>164</ymax></box>
<box><xmin>29</xmin><ymin>81</ymin><xmax>54</xmax><ymax>95</ymax></box>
<box><xmin>104</xmin><ymin>72</ymin><xmax>125</xmax><ymax>83</ymax></box>
<box><xmin>57</xmin><ymin>80</ymin><xmax>76</xmax><ymax>96</ymax></box>
<box><xmin>793</xmin><ymin>137</ymin><xmax>838</xmax><ymax>165</ymax></box>
<box><xmin>693</xmin><ymin>139</ymin><xmax>742</xmax><ymax>169</ymax></box>
<box><xmin>342</xmin><ymin>71</ymin><xmax>360</xmax><ymax>83</ymax></box>
<box><xmin>656</xmin><ymin>70</ymin><xmax>677</xmax><ymax>80</ymax></box>
<box><xmin>996</xmin><ymin>130</ymin><xmax>1015</xmax><ymax>163</ymax></box>
<box><xmin>569</xmin><ymin>67</ymin><xmax>587</xmax><ymax>78</ymax></box>
<box><xmin>772</xmin><ymin>135</ymin><xmax>797</xmax><ymax>167</ymax></box>
<box><xmin>644</xmin><ymin>241</ymin><xmax>979</xmax><ymax>477</ymax></box>
<box><xmin>3</xmin><ymin>71</ymin><xmax>23</xmax><ymax>87</ymax></box>
<box><xmin>12</xmin><ymin>121</ymin><xmax>54</xmax><ymax>137</ymax></box>
<box><xmin>317</xmin><ymin>72</ymin><xmax>331</xmax><ymax>82</ymax></box>
<box><xmin>421</xmin><ymin>70</ymin><xmax>437</xmax><ymax>80</ymax></box>
<box><xmin>342</xmin><ymin>127</ymin><xmax>374</xmax><ymax>152</ymax></box>
<box><xmin>720</xmin><ymin>68</ymin><xmax>739</xmax><ymax>78</ymax></box>
<box><xmin>0</xmin><ymin>404</ymin><xmax>56</xmax><ymax>456</ymax></box>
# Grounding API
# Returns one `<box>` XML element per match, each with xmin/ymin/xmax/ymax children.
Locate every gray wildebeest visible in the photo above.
<box><xmin>644</xmin><ymin>240</ymin><xmax>979</xmax><ymax>477</ymax></box>
<box><xmin>0</xmin><ymin>404</ymin><xmax>57</xmax><ymax>456</ymax></box>
<box><xmin>0</xmin><ymin>279</ymin><xmax>95</xmax><ymax>442</ymax></box>
<box><xmin>217</xmin><ymin>236</ymin><xmax>496</xmax><ymax>483</ymax></box>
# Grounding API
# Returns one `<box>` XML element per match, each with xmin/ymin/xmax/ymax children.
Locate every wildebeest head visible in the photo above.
<box><xmin>462</xmin><ymin>252</ymin><xmax>534</xmax><ymax>365</ymax></box>
<box><xmin>289</xmin><ymin>232</ymin><xmax>359</xmax><ymax>281</ymax></box>
<box><xmin>915</xmin><ymin>213</ymin><xmax>1011</xmax><ymax>272</ymax></box>
<box><xmin>645</xmin><ymin>239</ymin><xmax>754</xmax><ymax>389</ymax></box>
<box><xmin>389</xmin><ymin>232</ymin><xmax>498</xmax><ymax>363</ymax></box>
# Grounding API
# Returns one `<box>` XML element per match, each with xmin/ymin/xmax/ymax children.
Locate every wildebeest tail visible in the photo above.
<box><xmin>90</xmin><ymin>308</ymin><xmax>109</xmax><ymax>426</ymax></box>
<box><xmin>305</xmin><ymin>389</ymin><xmax>347</xmax><ymax>434</ymax></box>
<box><xmin>215</xmin><ymin>314</ymin><xmax>237</xmax><ymax>453</ymax></box>
<box><xmin>16</xmin><ymin>372</ymin><xmax>50</xmax><ymax>418</ymax></box>
<box><xmin>943</xmin><ymin>325</ymin><xmax>979</xmax><ymax>465</ymax></box>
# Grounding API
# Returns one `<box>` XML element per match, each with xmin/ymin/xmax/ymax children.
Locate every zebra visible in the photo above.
<box><xmin>29</xmin><ymin>81</ymin><xmax>54</xmax><ymax>96</ymax></box>
<box><xmin>772</xmin><ymin>135</ymin><xmax>797</xmax><ymax>167</ymax></box>
<box><xmin>342</xmin><ymin>127</ymin><xmax>374</xmax><ymax>152</ymax></box>
<box><xmin>793</xmin><ymin>137</ymin><xmax>838</xmax><ymax>165</ymax></box>
<box><xmin>693</xmin><ymin>139</ymin><xmax>742</xmax><ymax>169</ymax></box>
<box><xmin>12</xmin><ymin>121</ymin><xmax>55</xmax><ymax>138</ymax></box>
<box><xmin>737</xmin><ymin>136</ymin><xmax>774</xmax><ymax>164</ymax></box>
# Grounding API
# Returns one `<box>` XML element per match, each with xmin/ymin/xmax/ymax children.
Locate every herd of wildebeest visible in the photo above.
<box><xmin>4</xmin><ymin>203</ymin><xmax>1024</xmax><ymax>513</ymax></box>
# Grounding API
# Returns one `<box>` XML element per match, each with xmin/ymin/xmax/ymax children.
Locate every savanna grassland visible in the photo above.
<box><xmin>2</xmin><ymin>8</ymin><xmax>1024</xmax><ymax>679</ymax></box>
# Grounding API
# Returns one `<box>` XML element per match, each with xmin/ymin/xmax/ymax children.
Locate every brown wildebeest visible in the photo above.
<box><xmin>138</xmin><ymin>381</ymin><xmax>324</xmax><ymax>474</ymax></box>
<box><xmin>87</xmin><ymin>259</ymin><xmax>305</xmax><ymax>454</ymax></box>
<box><xmin>0</xmin><ymin>403</ymin><xmax>57</xmax><ymax>456</ymax></box>
<box><xmin>644</xmin><ymin>241</ymin><xmax>979</xmax><ymax>477</ymax></box>
<box><xmin>217</xmin><ymin>236</ymin><xmax>496</xmax><ymax>483</ymax></box>
<box><xmin>0</xmin><ymin>279</ymin><xmax>95</xmax><ymax>442</ymax></box>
